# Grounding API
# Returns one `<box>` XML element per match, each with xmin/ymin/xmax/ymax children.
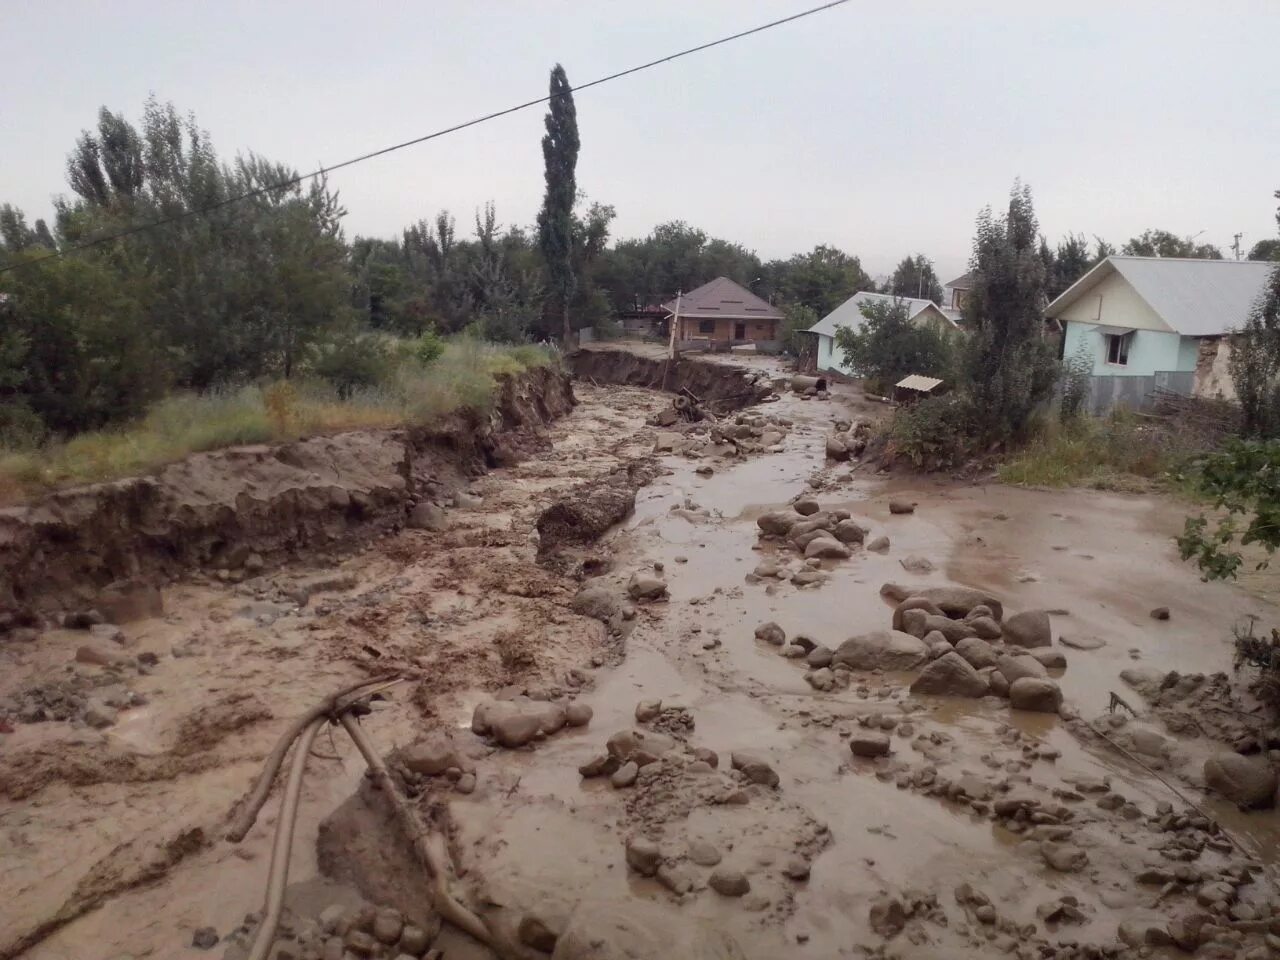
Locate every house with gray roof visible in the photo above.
<box><xmin>661</xmin><ymin>276</ymin><xmax>783</xmax><ymax>349</ymax></box>
<box><xmin>1045</xmin><ymin>255</ymin><xmax>1275</xmax><ymax>405</ymax></box>
<box><xmin>805</xmin><ymin>291</ymin><xmax>957</xmax><ymax>378</ymax></box>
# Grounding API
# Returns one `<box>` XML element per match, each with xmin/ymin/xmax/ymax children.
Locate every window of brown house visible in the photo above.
<box><xmin>699</xmin><ymin>319</ymin><xmax>715</xmax><ymax>334</ymax></box>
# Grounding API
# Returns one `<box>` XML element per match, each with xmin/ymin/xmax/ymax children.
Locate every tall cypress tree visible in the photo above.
<box><xmin>537</xmin><ymin>64</ymin><xmax>580</xmax><ymax>344</ymax></box>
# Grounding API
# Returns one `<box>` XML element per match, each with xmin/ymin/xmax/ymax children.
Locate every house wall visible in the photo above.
<box><xmin>1054</xmin><ymin>270</ymin><xmax>1174</xmax><ymax>331</ymax></box>
<box><xmin>1063</xmin><ymin>322</ymin><xmax>1194</xmax><ymax>377</ymax></box>
<box><xmin>677</xmin><ymin>316</ymin><xmax>778</xmax><ymax>343</ymax></box>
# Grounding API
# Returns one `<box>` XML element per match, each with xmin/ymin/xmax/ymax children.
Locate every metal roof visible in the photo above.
<box><xmin>896</xmin><ymin>374</ymin><xmax>943</xmax><ymax>392</ymax></box>
<box><xmin>661</xmin><ymin>276</ymin><xmax>782</xmax><ymax>321</ymax></box>
<box><xmin>944</xmin><ymin>272</ymin><xmax>973</xmax><ymax>290</ymax></box>
<box><xmin>805</xmin><ymin>291</ymin><xmax>954</xmax><ymax>340</ymax></box>
<box><xmin>1045</xmin><ymin>256</ymin><xmax>1276</xmax><ymax>336</ymax></box>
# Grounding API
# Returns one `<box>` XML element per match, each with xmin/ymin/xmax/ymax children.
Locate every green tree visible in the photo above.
<box><xmin>1047</xmin><ymin>233</ymin><xmax>1093</xmax><ymax>299</ymax></box>
<box><xmin>779</xmin><ymin>302</ymin><xmax>818</xmax><ymax>356</ymax></box>
<box><xmin>1251</xmin><ymin>239</ymin><xmax>1280</xmax><ymax>262</ymax></box>
<box><xmin>764</xmin><ymin>244</ymin><xmax>870</xmax><ymax>316</ymax></box>
<box><xmin>889</xmin><ymin>254</ymin><xmax>943</xmax><ymax>304</ymax></box>
<box><xmin>835</xmin><ymin>298</ymin><xmax>954</xmax><ymax>393</ymax></box>
<box><xmin>963</xmin><ymin>181</ymin><xmax>1059</xmax><ymax>441</ymax></box>
<box><xmin>1122</xmin><ymin>229</ymin><xmax>1223</xmax><ymax>259</ymax></box>
<box><xmin>537</xmin><ymin>64</ymin><xmax>580</xmax><ymax>344</ymax></box>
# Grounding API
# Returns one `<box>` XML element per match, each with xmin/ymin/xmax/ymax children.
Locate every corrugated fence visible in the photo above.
<box><xmin>1081</xmin><ymin>371</ymin><xmax>1194</xmax><ymax>415</ymax></box>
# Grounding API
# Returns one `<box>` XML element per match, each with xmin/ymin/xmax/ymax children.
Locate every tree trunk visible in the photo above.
<box><xmin>561</xmin><ymin>298</ymin><xmax>571</xmax><ymax>347</ymax></box>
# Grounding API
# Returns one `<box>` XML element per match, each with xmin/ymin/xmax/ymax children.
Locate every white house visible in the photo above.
<box><xmin>1045</xmin><ymin>256</ymin><xmax>1275</xmax><ymax>403</ymax></box>
<box><xmin>806</xmin><ymin>291</ymin><xmax>957</xmax><ymax>378</ymax></box>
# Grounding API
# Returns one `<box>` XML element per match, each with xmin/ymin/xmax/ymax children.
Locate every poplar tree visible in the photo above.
<box><xmin>536</xmin><ymin>64</ymin><xmax>580</xmax><ymax>344</ymax></box>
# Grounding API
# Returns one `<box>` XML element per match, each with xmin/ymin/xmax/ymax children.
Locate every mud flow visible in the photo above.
<box><xmin>3</xmin><ymin>350</ymin><xmax>1279</xmax><ymax>960</ymax></box>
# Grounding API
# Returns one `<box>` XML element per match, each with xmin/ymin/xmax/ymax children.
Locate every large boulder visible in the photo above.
<box><xmin>730</xmin><ymin>750</ymin><xmax>779</xmax><ymax>787</ymax></box>
<box><xmin>832</xmin><ymin>631</ymin><xmax>929</xmax><ymax>672</ymax></box>
<box><xmin>891</xmin><ymin>597</ymin><xmax>944</xmax><ymax>631</ymax></box>
<box><xmin>1008</xmin><ymin>677</ymin><xmax>1063</xmax><ymax>713</ymax></box>
<box><xmin>1003</xmin><ymin>610</ymin><xmax>1052</xmax><ymax>648</ymax></box>
<box><xmin>472</xmin><ymin>699</ymin><xmax>568</xmax><ymax>748</ymax></box>
<box><xmin>909</xmin><ymin>651</ymin><xmax>989</xmax><ymax>698</ymax></box>
<box><xmin>803</xmin><ymin>537</ymin><xmax>852</xmax><ymax>560</ymax></box>
<box><xmin>996</xmin><ymin>653</ymin><xmax>1048</xmax><ymax>685</ymax></box>
<box><xmin>954</xmin><ymin>637</ymin><xmax>998</xmax><ymax>670</ymax></box>
<box><xmin>627</xmin><ymin>573</ymin><xmax>669</xmax><ymax>601</ymax></box>
<box><xmin>400</xmin><ymin>731</ymin><xmax>476</xmax><ymax>776</ymax></box>
<box><xmin>833</xmin><ymin>519</ymin><xmax>867</xmax><ymax>544</ymax></box>
<box><xmin>407</xmin><ymin>502</ymin><xmax>448</xmax><ymax>532</ymax></box>
<box><xmin>1203</xmin><ymin>753</ymin><xmax>1278</xmax><ymax>810</ymax></box>
<box><xmin>757</xmin><ymin>511</ymin><xmax>797</xmax><ymax>536</ymax></box>
<box><xmin>880</xmin><ymin>583</ymin><xmax>1004</xmax><ymax>621</ymax></box>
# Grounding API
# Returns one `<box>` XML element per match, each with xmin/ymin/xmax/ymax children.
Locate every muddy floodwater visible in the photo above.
<box><xmin>3</xmin><ymin>365</ymin><xmax>1279</xmax><ymax>960</ymax></box>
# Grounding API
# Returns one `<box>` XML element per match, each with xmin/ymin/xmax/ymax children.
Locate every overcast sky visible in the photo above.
<box><xmin>4</xmin><ymin>0</ymin><xmax>1278</xmax><ymax>280</ymax></box>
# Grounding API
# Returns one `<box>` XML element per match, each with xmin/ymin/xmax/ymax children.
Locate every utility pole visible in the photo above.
<box><xmin>1232</xmin><ymin>233</ymin><xmax>1243</xmax><ymax>260</ymax></box>
<box><xmin>668</xmin><ymin>289</ymin><xmax>682</xmax><ymax>360</ymax></box>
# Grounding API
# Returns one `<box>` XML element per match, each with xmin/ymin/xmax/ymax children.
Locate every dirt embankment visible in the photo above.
<box><xmin>569</xmin><ymin>347</ymin><xmax>776</xmax><ymax>410</ymax></box>
<box><xmin>0</xmin><ymin>366</ymin><xmax>574</xmax><ymax>618</ymax></box>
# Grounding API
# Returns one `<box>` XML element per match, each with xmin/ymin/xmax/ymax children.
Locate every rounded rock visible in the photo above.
<box><xmin>709</xmin><ymin>868</ymin><xmax>751</xmax><ymax>897</ymax></box>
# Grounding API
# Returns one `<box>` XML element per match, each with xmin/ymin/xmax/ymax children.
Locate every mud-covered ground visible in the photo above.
<box><xmin>3</xmin><ymin>358</ymin><xmax>1280</xmax><ymax>960</ymax></box>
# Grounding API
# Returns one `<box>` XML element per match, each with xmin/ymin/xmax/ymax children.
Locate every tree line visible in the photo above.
<box><xmin>2</xmin><ymin>72</ymin><xmax>1272</xmax><ymax>445</ymax></box>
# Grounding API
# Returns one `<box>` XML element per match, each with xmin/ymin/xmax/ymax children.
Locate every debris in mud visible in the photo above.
<box><xmin>536</xmin><ymin>458</ymin><xmax>663</xmax><ymax>556</ymax></box>
<box><xmin>472</xmin><ymin>697</ymin><xmax>570</xmax><ymax>748</ymax></box>
<box><xmin>888</xmin><ymin>499</ymin><xmax>916</xmax><ymax>515</ymax></box>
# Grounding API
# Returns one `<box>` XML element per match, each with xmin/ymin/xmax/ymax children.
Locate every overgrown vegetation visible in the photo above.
<box><xmin>835</xmin><ymin>298</ymin><xmax>955</xmax><ymax>395</ymax></box>
<box><xmin>0</xmin><ymin>338</ymin><xmax>553</xmax><ymax>502</ymax></box>
<box><xmin>997</xmin><ymin>413</ymin><xmax>1193</xmax><ymax>490</ymax></box>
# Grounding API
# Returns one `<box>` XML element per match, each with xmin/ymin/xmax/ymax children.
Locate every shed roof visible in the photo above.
<box><xmin>896</xmin><ymin>374</ymin><xmax>943</xmax><ymax>393</ymax></box>
<box><xmin>1045</xmin><ymin>256</ymin><xmax>1275</xmax><ymax>336</ymax></box>
<box><xmin>805</xmin><ymin>291</ymin><xmax>954</xmax><ymax>340</ymax></box>
<box><xmin>661</xmin><ymin>276</ymin><xmax>782</xmax><ymax>321</ymax></box>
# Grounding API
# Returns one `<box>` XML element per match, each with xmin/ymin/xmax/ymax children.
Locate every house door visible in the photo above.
<box><xmin>734</xmin><ymin>322</ymin><xmax>746</xmax><ymax>341</ymax></box>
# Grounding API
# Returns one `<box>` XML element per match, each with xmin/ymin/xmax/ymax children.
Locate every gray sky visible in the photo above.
<box><xmin>4</xmin><ymin>0</ymin><xmax>1278</xmax><ymax>281</ymax></box>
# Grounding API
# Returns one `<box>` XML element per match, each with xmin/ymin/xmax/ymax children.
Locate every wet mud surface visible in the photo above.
<box><xmin>3</xmin><ymin>358</ymin><xmax>1280</xmax><ymax>960</ymax></box>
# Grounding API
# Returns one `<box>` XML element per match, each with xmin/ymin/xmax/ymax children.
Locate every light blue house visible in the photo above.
<box><xmin>1045</xmin><ymin>256</ymin><xmax>1275</xmax><ymax>407</ymax></box>
<box><xmin>805</xmin><ymin>291</ymin><xmax>957</xmax><ymax>378</ymax></box>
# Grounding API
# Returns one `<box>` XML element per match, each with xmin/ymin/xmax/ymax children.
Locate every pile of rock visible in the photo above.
<box><xmin>751</xmin><ymin>498</ymin><xmax>880</xmax><ymax>588</ymax></box>
<box><xmin>219</xmin><ymin>898</ymin><xmax>441</xmax><ymax>960</ymax></box>
<box><xmin>825</xmin><ymin>418</ymin><xmax>871</xmax><ymax>461</ymax></box>
<box><xmin>471</xmin><ymin>694</ymin><xmax>592</xmax><ymax>749</ymax></box>
<box><xmin>652</xmin><ymin>411</ymin><xmax>792</xmax><ymax>459</ymax></box>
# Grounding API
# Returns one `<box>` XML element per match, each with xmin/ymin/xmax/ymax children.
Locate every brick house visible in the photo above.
<box><xmin>661</xmin><ymin>277</ymin><xmax>783</xmax><ymax>350</ymax></box>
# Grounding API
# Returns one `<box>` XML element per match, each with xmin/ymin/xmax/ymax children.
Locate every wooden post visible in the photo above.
<box><xmin>668</xmin><ymin>290</ymin><xmax>682</xmax><ymax>360</ymax></box>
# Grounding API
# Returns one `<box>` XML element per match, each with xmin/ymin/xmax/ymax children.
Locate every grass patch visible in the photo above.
<box><xmin>997</xmin><ymin>412</ymin><xmax>1202</xmax><ymax>492</ymax></box>
<box><xmin>0</xmin><ymin>338</ymin><xmax>556</xmax><ymax>502</ymax></box>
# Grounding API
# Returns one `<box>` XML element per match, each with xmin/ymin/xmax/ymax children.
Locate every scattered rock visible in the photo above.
<box><xmin>373</xmin><ymin>908</ymin><xmax>404</xmax><ymax>945</ymax></box>
<box><xmin>688</xmin><ymin>840</ymin><xmax>722</xmax><ymax>866</ymax></box>
<box><xmin>627</xmin><ymin>573</ymin><xmax>668</xmax><ymax>601</ymax></box>
<box><xmin>850</xmin><ymin>732</ymin><xmax>891</xmax><ymax>758</ymax></box>
<box><xmin>82</xmin><ymin>700</ymin><xmax>118</xmax><ymax>728</ymax></box>
<box><xmin>803</xmin><ymin>537</ymin><xmax>851</xmax><ymax>560</ymax></box>
<box><xmin>866</xmin><ymin>535</ymin><xmax>890</xmax><ymax>553</ymax></box>
<box><xmin>1040</xmin><ymin>841</ymin><xmax>1088</xmax><ymax>873</ymax></box>
<box><xmin>996</xmin><ymin>653</ymin><xmax>1048</xmax><ymax>684</ymax></box>
<box><xmin>754</xmin><ymin>621</ymin><xmax>786</xmax><ymax>646</ymax></box>
<box><xmin>954</xmin><ymin>637</ymin><xmax>998</xmax><ymax>670</ymax></box>
<box><xmin>794</xmin><ymin>497</ymin><xmax>821</xmax><ymax>516</ymax></box>
<box><xmin>730</xmin><ymin>750</ymin><xmax>779</xmax><ymax>787</ymax></box>
<box><xmin>74</xmin><ymin>645</ymin><xmax>126</xmax><ymax>667</ymax></box>
<box><xmin>1203</xmin><ymin>753</ymin><xmax>1277</xmax><ymax>809</ymax></box>
<box><xmin>880</xmin><ymin>583</ymin><xmax>1004</xmax><ymax>621</ymax></box>
<box><xmin>899</xmin><ymin>556</ymin><xmax>935</xmax><ymax>574</ymax></box>
<box><xmin>192</xmin><ymin>927</ymin><xmax>219</xmax><ymax>950</ymax></box>
<box><xmin>1060</xmin><ymin>634</ymin><xmax>1105</xmax><ymax>651</ymax></box>
<box><xmin>757</xmin><ymin>511</ymin><xmax>797</xmax><ymax>536</ymax></box>
<box><xmin>869</xmin><ymin>897</ymin><xmax>906</xmax><ymax>938</ymax></box>
<box><xmin>968</xmin><ymin>616</ymin><xmax>1002</xmax><ymax>640</ymax></box>
<box><xmin>455</xmin><ymin>772</ymin><xmax>476</xmax><ymax>794</ymax></box>
<box><xmin>610</xmin><ymin>761</ymin><xmax>639</xmax><ymax>788</ymax></box>
<box><xmin>1150</xmin><ymin>606</ymin><xmax>1171</xmax><ymax>621</ymax></box>
<box><xmin>1003</xmin><ymin>610</ymin><xmax>1052</xmax><ymax>648</ymax></box>
<box><xmin>1008</xmin><ymin>677</ymin><xmax>1063</xmax><ymax>713</ymax></box>
<box><xmin>401</xmin><ymin>731</ymin><xmax>476</xmax><ymax>776</ymax></box>
<box><xmin>825</xmin><ymin>436</ymin><xmax>850</xmax><ymax>461</ymax></box>
<box><xmin>806</xmin><ymin>645</ymin><xmax>833</xmax><ymax>668</ymax></box>
<box><xmin>1028</xmin><ymin>648</ymin><xmax>1067</xmax><ymax>670</ymax></box>
<box><xmin>657</xmin><ymin>862</ymin><xmax>697</xmax><ymax>895</ymax></box>
<box><xmin>407</xmin><ymin>502</ymin><xmax>448</xmax><ymax>532</ymax></box>
<box><xmin>909</xmin><ymin>651</ymin><xmax>989</xmax><ymax>698</ymax></box>
<box><xmin>635</xmin><ymin>700</ymin><xmax>662</xmax><ymax>723</ymax></box>
<box><xmin>833</xmin><ymin>519</ymin><xmax>866</xmax><ymax>544</ymax></box>
<box><xmin>565</xmin><ymin>703</ymin><xmax>593</xmax><ymax>727</ymax></box>
<box><xmin>473</xmin><ymin>698</ymin><xmax>567</xmax><ymax>748</ymax></box>
<box><xmin>888</xmin><ymin>500</ymin><xmax>916</xmax><ymax>515</ymax></box>
<box><xmin>782</xmin><ymin>857</ymin><xmax>810</xmax><ymax>881</ymax></box>
<box><xmin>709</xmin><ymin>868</ymin><xmax>751</xmax><ymax>897</ymax></box>
<box><xmin>625</xmin><ymin>836</ymin><xmax>661</xmax><ymax>876</ymax></box>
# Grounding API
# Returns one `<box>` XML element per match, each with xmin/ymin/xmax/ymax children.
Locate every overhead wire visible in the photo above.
<box><xmin>0</xmin><ymin>0</ymin><xmax>850</xmax><ymax>275</ymax></box>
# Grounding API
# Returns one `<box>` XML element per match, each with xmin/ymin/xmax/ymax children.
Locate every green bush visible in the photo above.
<box><xmin>0</xmin><ymin>402</ymin><xmax>47</xmax><ymax>449</ymax></box>
<box><xmin>887</xmin><ymin>395</ymin><xmax>976</xmax><ymax>469</ymax></box>
<box><xmin>415</xmin><ymin>329</ymin><xmax>445</xmax><ymax>365</ymax></box>
<box><xmin>835</xmin><ymin>298</ymin><xmax>954</xmax><ymax>393</ymax></box>
<box><xmin>311</xmin><ymin>331</ymin><xmax>392</xmax><ymax>399</ymax></box>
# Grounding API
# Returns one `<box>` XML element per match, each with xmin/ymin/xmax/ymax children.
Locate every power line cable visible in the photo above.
<box><xmin>1</xmin><ymin>0</ymin><xmax>850</xmax><ymax>275</ymax></box>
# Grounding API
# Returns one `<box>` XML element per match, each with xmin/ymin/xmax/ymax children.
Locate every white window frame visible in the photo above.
<box><xmin>1105</xmin><ymin>331</ymin><xmax>1131</xmax><ymax>367</ymax></box>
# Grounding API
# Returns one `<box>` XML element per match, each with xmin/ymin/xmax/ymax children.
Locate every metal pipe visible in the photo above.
<box><xmin>245</xmin><ymin>716</ymin><xmax>323</xmax><ymax>960</ymax></box>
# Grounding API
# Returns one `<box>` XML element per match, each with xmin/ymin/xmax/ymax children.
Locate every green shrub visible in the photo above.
<box><xmin>0</xmin><ymin>402</ymin><xmax>47</xmax><ymax>449</ymax></box>
<box><xmin>888</xmin><ymin>395</ymin><xmax>976</xmax><ymax>469</ymax></box>
<box><xmin>311</xmin><ymin>331</ymin><xmax>392</xmax><ymax>399</ymax></box>
<box><xmin>415</xmin><ymin>329</ymin><xmax>446</xmax><ymax>365</ymax></box>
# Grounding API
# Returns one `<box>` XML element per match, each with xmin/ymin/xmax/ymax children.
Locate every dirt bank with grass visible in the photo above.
<box><xmin>569</xmin><ymin>346</ymin><xmax>778</xmax><ymax>411</ymax></box>
<box><xmin>0</xmin><ymin>364</ymin><xmax>574</xmax><ymax>617</ymax></box>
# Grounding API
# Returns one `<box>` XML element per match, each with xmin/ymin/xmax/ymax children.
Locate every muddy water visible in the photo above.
<box><xmin>8</xmin><ymin>374</ymin><xmax>1280</xmax><ymax>960</ymax></box>
<box><xmin>443</xmin><ymin>385</ymin><xmax>1280</xmax><ymax>958</ymax></box>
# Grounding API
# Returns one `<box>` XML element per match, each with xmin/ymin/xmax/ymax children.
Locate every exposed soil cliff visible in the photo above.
<box><xmin>0</xmin><ymin>366</ymin><xmax>575</xmax><ymax>618</ymax></box>
<box><xmin>568</xmin><ymin>347</ymin><xmax>776</xmax><ymax>410</ymax></box>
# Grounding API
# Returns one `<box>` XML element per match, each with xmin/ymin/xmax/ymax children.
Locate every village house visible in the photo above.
<box><xmin>662</xmin><ymin>276</ymin><xmax>783</xmax><ymax>350</ymax></box>
<box><xmin>942</xmin><ymin>271</ymin><xmax>972</xmax><ymax>324</ymax></box>
<box><xmin>805</xmin><ymin>291</ymin><xmax>958</xmax><ymax>378</ymax></box>
<box><xmin>1044</xmin><ymin>255</ymin><xmax>1275</xmax><ymax>409</ymax></box>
